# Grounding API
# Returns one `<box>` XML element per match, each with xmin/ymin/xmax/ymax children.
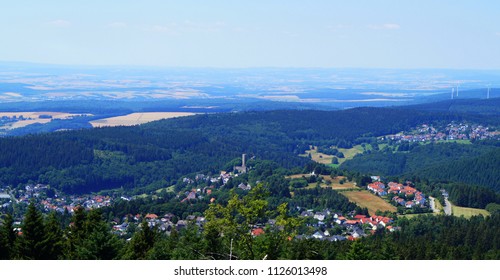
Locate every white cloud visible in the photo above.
<box><xmin>368</xmin><ymin>23</ymin><xmax>400</xmax><ymax>30</ymax></box>
<box><xmin>48</xmin><ymin>19</ymin><xmax>71</xmax><ymax>27</ymax></box>
<box><xmin>496</xmin><ymin>32</ymin><xmax>500</xmax><ymax>37</ymax></box>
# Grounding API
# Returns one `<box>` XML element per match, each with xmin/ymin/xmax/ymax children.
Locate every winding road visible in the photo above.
<box><xmin>429</xmin><ymin>196</ymin><xmax>452</xmax><ymax>215</ymax></box>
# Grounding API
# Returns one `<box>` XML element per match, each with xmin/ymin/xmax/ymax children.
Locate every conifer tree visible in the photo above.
<box><xmin>122</xmin><ymin>219</ymin><xmax>157</xmax><ymax>259</ymax></box>
<box><xmin>0</xmin><ymin>214</ymin><xmax>17</xmax><ymax>259</ymax></box>
<box><xmin>43</xmin><ymin>212</ymin><xmax>64</xmax><ymax>259</ymax></box>
<box><xmin>19</xmin><ymin>202</ymin><xmax>47</xmax><ymax>259</ymax></box>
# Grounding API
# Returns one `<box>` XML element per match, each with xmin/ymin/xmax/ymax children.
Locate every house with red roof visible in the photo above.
<box><xmin>405</xmin><ymin>201</ymin><xmax>415</xmax><ymax>208</ymax></box>
<box><xmin>145</xmin><ymin>213</ymin><xmax>158</xmax><ymax>220</ymax></box>
<box><xmin>251</xmin><ymin>228</ymin><xmax>265</xmax><ymax>237</ymax></box>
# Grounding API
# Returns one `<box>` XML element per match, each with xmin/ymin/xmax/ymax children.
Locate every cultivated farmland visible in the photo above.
<box><xmin>0</xmin><ymin>112</ymin><xmax>88</xmax><ymax>130</ymax></box>
<box><xmin>90</xmin><ymin>112</ymin><xmax>197</xmax><ymax>127</ymax></box>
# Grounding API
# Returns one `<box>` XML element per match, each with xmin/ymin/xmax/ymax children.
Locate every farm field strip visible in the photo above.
<box><xmin>89</xmin><ymin>112</ymin><xmax>197</xmax><ymax>127</ymax></box>
<box><xmin>0</xmin><ymin>111</ymin><xmax>88</xmax><ymax>129</ymax></box>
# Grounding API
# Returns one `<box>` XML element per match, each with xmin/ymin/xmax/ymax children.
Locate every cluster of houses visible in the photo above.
<box><xmin>112</xmin><ymin>212</ymin><xmax>207</xmax><ymax>237</ymax></box>
<box><xmin>296</xmin><ymin>209</ymin><xmax>397</xmax><ymax>242</ymax></box>
<box><xmin>4</xmin><ymin>184</ymin><xmax>115</xmax><ymax>214</ymax></box>
<box><xmin>383</xmin><ymin>122</ymin><xmax>499</xmax><ymax>143</ymax></box>
<box><xmin>366</xmin><ymin>180</ymin><xmax>427</xmax><ymax>209</ymax></box>
<box><xmin>179</xmin><ymin>170</ymin><xmax>252</xmax><ymax>202</ymax></box>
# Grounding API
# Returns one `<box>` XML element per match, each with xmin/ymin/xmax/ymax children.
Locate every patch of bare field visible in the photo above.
<box><xmin>342</xmin><ymin>190</ymin><xmax>397</xmax><ymax>215</ymax></box>
<box><xmin>90</xmin><ymin>112</ymin><xmax>197</xmax><ymax>128</ymax></box>
<box><xmin>7</xmin><ymin>119</ymin><xmax>51</xmax><ymax>129</ymax></box>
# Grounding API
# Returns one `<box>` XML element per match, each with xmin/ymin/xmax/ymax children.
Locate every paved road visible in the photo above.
<box><xmin>443</xmin><ymin>197</ymin><xmax>452</xmax><ymax>215</ymax></box>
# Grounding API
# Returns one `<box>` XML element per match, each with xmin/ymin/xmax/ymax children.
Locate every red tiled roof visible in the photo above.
<box><xmin>252</xmin><ymin>228</ymin><xmax>265</xmax><ymax>236</ymax></box>
<box><xmin>145</xmin><ymin>213</ymin><xmax>158</xmax><ymax>219</ymax></box>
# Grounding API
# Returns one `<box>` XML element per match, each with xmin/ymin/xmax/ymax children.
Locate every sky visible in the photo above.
<box><xmin>1</xmin><ymin>0</ymin><xmax>500</xmax><ymax>69</ymax></box>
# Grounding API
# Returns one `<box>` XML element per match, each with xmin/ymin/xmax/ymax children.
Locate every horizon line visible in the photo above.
<box><xmin>1</xmin><ymin>60</ymin><xmax>500</xmax><ymax>71</ymax></box>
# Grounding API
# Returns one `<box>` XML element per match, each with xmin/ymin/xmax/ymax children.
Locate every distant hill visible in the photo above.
<box><xmin>399</xmin><ymin>97</ymin><xmax>500</xmax><ymax>116</ymax></box>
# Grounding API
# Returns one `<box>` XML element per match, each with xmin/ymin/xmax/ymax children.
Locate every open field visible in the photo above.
<box><xmin>399</xmin><ymin>213</ymin><xmax>439</xmax><ymax>219</ymax></box>
<box><xmin>451</xmin><ymin>204</ymin><xmax>490</xmax><ymax>218</ymax></box>
<box><xmin>90</xmin><ymin>112</ymin><xmax>197</xmax><ymax>127</ymax></box>
<box><xmin>286</xmin><ymin>174</ymin><xmax>360</xmax><ymax>191</ymax></box>
<box><xmin>324</xmin><ymin>176</ymin><xmax>359</xmax><ymax>190</ymax></box>
<box><xmin>0</xmin><ymin>112</ymin><xmax>88</xmax><ymax>130</ymax></box>
<box><xmin>301</xmin><ymin>144</ymin><xmax>367</xmax><ymax>166</ymax></box>
<box><xmin>342</xmin><ymin>190</ymin><xmax>397</xmax><ymax>215</ymax></box>
<box><xmin>299</xmin><ymin>147</ymin><xmax>334</xmax><ymax>164</ymax></box>
<box><xmin>337</xmin><ymin>145</ymin><xmax>365</xmax><ymax>163</ymax></box>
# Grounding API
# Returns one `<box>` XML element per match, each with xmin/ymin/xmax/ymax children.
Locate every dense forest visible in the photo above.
<box><xmin>402</xmin><ymin>97</ymin><xmax>500</xmax><ymax>117</ymax></box>
<box><xmin>1</xmin><ymin>106</ymin><xmax>494</xmax><ymax>194</ymax></box>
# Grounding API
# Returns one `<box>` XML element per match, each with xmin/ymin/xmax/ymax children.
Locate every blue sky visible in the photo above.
<box><xmin>1</xmin><ymin>0</ymin><xmax>500</xmax><ymax>68</ymax></box>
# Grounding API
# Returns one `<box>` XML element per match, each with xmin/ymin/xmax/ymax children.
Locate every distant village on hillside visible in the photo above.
<box><xmin>382</xmin><ymin>122</ymin><xmax>499</xmax><ymax>143</ymax></box>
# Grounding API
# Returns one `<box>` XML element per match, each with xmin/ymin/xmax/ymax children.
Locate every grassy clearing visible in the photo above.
<box><xmin>338</xmin><ymin>145</ymin><xmax>365</xmax><ymax>163</ymax></box>
<box><xmin>90</xmin><ymin>112</ymin><xmax>197</xmax><ymax>127</ymax></box>
<box><xmin>287</xmin><ymin>174</ymin><xmax>360</xmax><ymax>191</ymax></box>
<box><xmin>299</xmin><ymin>147</ymin><xmax>334</xmax><ymax>165</ymax></box>
<box><xmin>342</xmin><ymin>190</ymin><xmax>397</xmax><ymax>215</ymax></box>
<box><xmin>300</xmin><ymin>144</ymin><xmax>367</xmax><ymax>165</ymax></box>
<box><xmin>451</xmin><ymin>205</ymin><xmax>490</xmax><ymax>218</ymax></box>
<box><xmin>155</xmin><ymin>186</ymin><xmax>176</xmax><ymax>193</ymax></box>
<box><xmin>398</xmin><ymin>213</ymin><xmax>439</xmax><ymax>219</ymax></box>
<box><xmin>325</xmin><ymin>176</ymin><xmax>359</xmax><ymax>191</ymax></box>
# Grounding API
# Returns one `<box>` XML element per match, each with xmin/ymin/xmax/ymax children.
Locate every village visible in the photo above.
<box><xmin>0</xmin><ymin>164</ymin><xmax>402</xmax><ymax>243</ymax></box>
<box><xmin>382</xmin><ymin>122</ymin><xmax>499</xmax><ymax>143</ymax></box>
<box><xmin>367</xmin><ymin>178</ymin><xmax>427</xmax><ymax>210</ymax></box>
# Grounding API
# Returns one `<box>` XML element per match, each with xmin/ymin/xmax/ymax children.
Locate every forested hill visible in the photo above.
<box><xmin>0</xmin><ymin>106</ymin><xmax>496</xmax><ymax>194</ymax></box>
<box><xmin>399</xmin><ymin>97</ymin><xmax>500</xmax><ymax>118</ymax></box>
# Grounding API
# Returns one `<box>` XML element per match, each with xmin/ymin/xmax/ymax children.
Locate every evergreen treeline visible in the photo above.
<box><xmin>0</xmin><ymin>203</ymin><xmax>121</xmax><ymax>260</ymax></box>
<box><xmin>444</xmin><ymin>184</ymin><xmax>500</xmax><ymax>209</ymax></box>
